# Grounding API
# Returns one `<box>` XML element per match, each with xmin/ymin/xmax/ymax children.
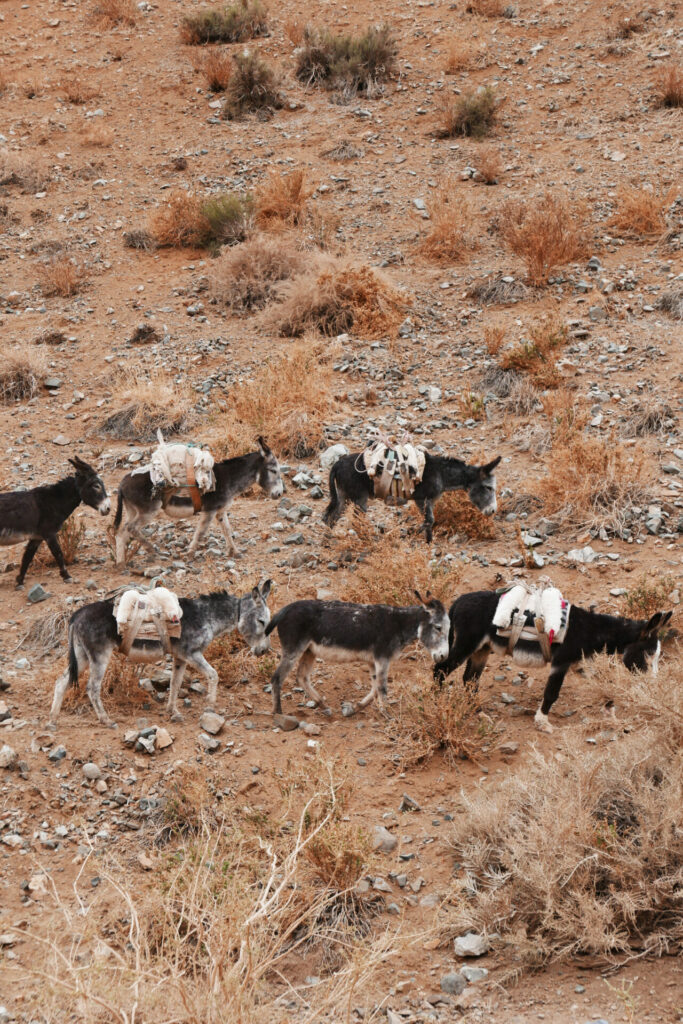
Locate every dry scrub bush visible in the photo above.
<box><xmin>446</xmin><ymin>653</ymin><xmax>683</xmax><ymax>972</ymax></box>
<box><xmin>608</xmin><ymin>8</ymin><xmax>645</xmax><ymax>39</ymax></box>
<box><xmin>0</xmin><ymin>345</ymin><xmax>46</xmax><ymax>404</ymax></box>
<box><xmin>432</xmin><ymin>491</ymin><xmax>496</xmax><ymax>540</ymax></box>
<box><xmin>62</xmin><ymin>654</ymin><xmax>147</xmax><ymax>717</ymax></box>
<box><xmin>655</xmin><ymin>287</ymin><xmax>683</xmax><ymax>320</ymax></box>
<box><xmin>541</xmin><ymin>388</ymin><xmax>589</xmax><ymax>441</ymax></box>
<box><xmin>417</xmin><ymin>186</ymin><xmax>478</xmax><ymax>262</ymax></box>
<box><xmin>502</xmin><ymin>376</ymin><xmax>541</xmax><ymax>416</ymax></box>
<box><xmin>466</xmin><ymin>0</ymin><xmax>506</xmax><ymax>15</ymax></box>
<box><xmin>255</xmin><ymin>168</ymin><xmax>313</xmax><ymax>228</ymax></box>
<box><xmin>201</xmin><ymin>49</ymin><xmax>233</xmax><ymax>91</ymax></box>
<box><xmin>36</xmin><ymin>516</ymin><xmax>86</xmax><ymax>568</ymax></box>
<box><xmin>444</xmin><ymin>39</ymin><xmax>483</xmax><ymax>74</ymax></box>
<box><xmin>296</xmin><ymin>25</ymin><xmax>397</xmax><ymax>95</ymax></box>
<box><xmin>653</xmin><ymin>64</ymin><xmax>683</xmax><ymax>108</ymax></box>
<box><xmin>149</xmin><ymin>190</ymin><xmax>251</xmax><ymax>248</ymax></box>
<box><xmin>37</xmin><ymin>256</ymin><xmax>85</xmax><ymax>297</ymax></box>
<box><xmin>222</xmin><ymin>52</ymin><xmax>283</xmax><ymax>119</ymax></box>
<box><xmin>476</xmin><ymin>144</ymin><xmax>502</xmax><ymax>184</ymax></box>
<box><xmin>0</xmin><ymin>148</ymin><xmax>47</xmax><ymax>193</ymax></box>
<box><xmin>608</xmin><ymin>183</ymin><xmax>675</xmax><ymax>240</ymax></box>
<box><xmin>385</xmin><ymin>676</ymin><xmax>493</xmax><ymax>769</ymax></box>
<box><xmin>540</xmin><ymin>434</ymin><xmax>652</xmax><ymax>534</ymax></box>
<box><xmin>469</xmin><ymin>274</ymin><xmax>528</xmax><ymax>305</ymax></box>
<box><xmin>20</xmin><ymin>606</ymin><xmax>70</xmax><ymax>653</ymax></box>
<box><xmin>499</xmin><ymin>193</ymin><xmax>592</xmax><ymax>286</ymax></box>
<box><xmin>499</xmin><ymin>318</ymin><xmax>568</xmax><ymax>388</ymax></box>
<box><xmin>273</xmin><ymin>259</ymin><xmax>411</xmax><ymax>339</ymax></box>
<box><xmin>210</xmin><ymin>233</ymin><xmax>306</xmax><ymax>312</ymax></box>
<box><xmin>622</xmin><ymin>400</ymin><xmax>676</xmax><ymax>437</ymax></box>
<box><xmin>623</xmin><ymin>575</ymin><xmax>677</xmax><ymax>619</ymax></box>
<box><xmin>438</xmin><ymin>86</ymin><xmax>500</xmax><ymax>139</ymax></box>
<box><xmin>92</xmin><ymin>0</ymin><xmax>136</xmax><ymax>27</ymax></box>
<box><xmin>219</xmin><ymin>339</ymin><xmax>334</xmax><ymax>458</ymax></box>
<box><xmin>60</xmin><ymin>76</ymin><xmax>99</xmax><ymax>104</ymax></box>
<box><xmin>79</xmin><ymin>124</ymin><xmax>115</xmax><ymax>147</ymax></box>
<box><xmin>284</xmin><ymin>17</ymin><xmax>305</xmax><ymax>47</ymax></box>
<box><xmin>100</xmin><ymin>373</ymin><xmax>192</xmax><ymax>440</ymax></box>
<box><xmin>180</xmin><ymin>0</ymin><xmax>267</xmax><ymax>44</ymax></box>
<box><xmin>456</xmin><ymin>391</ymin><xmax>486</xmax><ymax>421</ymax></box>
<box><xmin>339</xmin><ymin>527</ymin><xmax>460</xmax><ymax>605</ymax></box>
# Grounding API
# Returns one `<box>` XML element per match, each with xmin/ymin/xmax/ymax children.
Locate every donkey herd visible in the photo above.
<box><xmin>0</xmin><ymin>440</ymin><xmax>672</xmax><ymax>737</ymax></box>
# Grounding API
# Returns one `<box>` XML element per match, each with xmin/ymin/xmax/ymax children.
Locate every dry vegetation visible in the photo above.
<box><xmin>438</xmin><ymin>85</ymin><xmax>500</xmax><ymax>138</ymax></box>
<box><xmin>180</xmin><ymin>0</ymin><xmax>267</xmax><ymax>44</ymax></box>
<box><xmin>465</xmin><ymin>0</ymin><xmax>507</xmax><ymax>16</ymax></box>
<box><xmin>608</xmin><ymin>183</ymin><xmax>675</xmax><ymax>240</ymax></box>
<box><xmin>37</xmin><ymin>256</ymin><xmax>85</xmax><ymax>298</ymax></box>
<box><xmin>653</xmin><ymin>63</ymin><xmax>683</xmax><ymax>108</ymax></box>
<box><xmin>100</xmin><ymin>373</ymin><xmax>193</xmax><ymax>439</ymax></box>
<box><xmin>417</xmin><ymin>185</ymin><xmax>478</xmax><ymax>262</ymax></box>
<box><xmin>497</xmin><ymin>318</ymin><xmax>568</xmax><ymax>388</ymax></box>
<box><xmin>210</xmin><ymin>233</ymin><xmax>306</xmax><ymax>312</ymax></box>
<box><xmin>255</xmin><ymin>168</ymin><xmax>313</xmax><ymax>228</ymax></box>
<box><xmin>444</xmin><ymin>653</ymin><xmax>683</xmax><ymax>973</ymax></box>
<box><xmin>295</xmin><ymin>25</ymin><xmax>397</xmax><ymax>95</ymax></box>
<box><xmin>149</xmin><ymin>190</ymin><xmax>251</xmax><ymax>248</ymax></box>
<box><xmin>222</xmin><ymin>52</ymin><xmax>283</xmax><ymax>119</ymax></box>
<box><xmin>92</xmin><ymin>0</ymin><xmax>137</xmax><ymax>28</ymax></box>
<box><xmin>0</xmin><ymin>345</ymin><xmax>46</xmax><ymax>404</ymax></box>
<box><xmin>623</xmin><ymin>574</ymin><xmax>677</xmax><ymax>618</ymax></box>
<box><xmin>499</xmin><ymin>193</ymin><xmax>592</xmax><ymax>285</ymax></box>
<box><xmin>200</xmin><ymin>49</ymin><xmax>233</xmax><ymax>92</ymax></box>
<box><xmin>432</xmin><ymin>491</ymin><xmax>497</xmax><ymax>540</ymax></box>
<box><xmin>60</xmin><ymin>76</ymin><xmax>100</xmax><ymax>105</ymax></box>
<box><xmin>443</xmin><ymin>38</ymin><xmax>485</xmax><ymax>74</ymax></box>
<box><xmin>0</xmin><ymin>148</ymin><xmax>48</xmax><ymax>193</ymax></box>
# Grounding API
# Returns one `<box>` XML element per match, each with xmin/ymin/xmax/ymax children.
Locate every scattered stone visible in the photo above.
<box><xmin>498</xmin><ymin>741</ymin><xmax>519</xmax><ymax>755</ymax></box>
<box><xmin>372</xmin><ymin>825</ymin><xmax>398</xmax><ymax>854</ymax></box>
<box><xmin>273</xmin><ymin>713</ymin><xmax>300</xmax><ymax>731</ymax></box>
<box><xmin>27</xmin><ymin>583</ymin><xmax>49</xmax><ymax>604</ymax></box>
<box><xmin>299</xmin><ymin>721</ymin><xmax>321</xmax><ymax>736</ymax></box>
<box><xmin>453</xmin><ymin>932</ymin><xmax>490</xmax><ymax>957</ymax></box>
<box><xmin>399</xmin><ymin>793</ymin><xmax>421</xmax><ymax>813</ymax></box>
<box><xmin>461</xmin><ymin>966</ymin><xmax>488</xmax><ymax>982</ymax></box>
<box><xmin>52</xmin><ymin>435</ymin><xmax>71</xmax><ymax>446</ymax></box>
<box><xmin>440</xmin><ymin>971</ymin><xmax>467</xmax><ymax>995</ymax></box>
<box><xmin>48</xmin><ymin>745</ymin><xmax>67</xmax><ymax>763</ymax></box>
<box><xmin>198</xmin><ymin>733</ymin><xmax>220</xmax><ymax>752</ymax></box>
<box><xmin>373</xmin><ymin>876</ymin><xmax>393</xmax><ymax>893</ymax></box>
<box><xmin>137</xmin><ymin>852</ymin><xmax>155</xmax><ymax>871</ymax></box>
<box><xmin>155</xmin><ymin>727</ymin><xmax>174</xmax><ymax>749</ymax></box>
<box><xmin>83</xmin><ymin>762</ymin><xmax>101</xmax><ymax>780</ymax></box>
<box><xmin>0</xmin><ymin>744</ymin><xmax>17</xmax><ymax>769</ymax></box>
<box><xmin>567</xmin><ymin>545</ymin><xmax>598</xmax><ymax>563</ymax></box>
<box><xmin>199</xmin><ymin>711</ymin><xmax>225</xmax><ymax>735</ymax></box>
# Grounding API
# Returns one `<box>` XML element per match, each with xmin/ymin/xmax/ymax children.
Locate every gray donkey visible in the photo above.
<box><xmin>113</xmin><ymin>438</ymin><xmax>284</xmax><ymax>564</ymax></box>
<box><xmin>49</xmin><ymin>581</ymin><xmax>272</xmax><ymax>727</ymax></box>
<box><xmin>265</xmin><ymin>594</ymin><xmax>450</xmax><ymax>718</ymax></box>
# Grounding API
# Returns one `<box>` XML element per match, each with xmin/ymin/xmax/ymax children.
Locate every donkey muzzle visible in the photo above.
<box><xmin>251</xmin><ymin>637</ymin><xmax>271</xmax><ymax>656</ymax></box>
<box><xmin>98</xmin><ymin>498</ymin><xmax>111</xmax><ymax>515</ymax></box>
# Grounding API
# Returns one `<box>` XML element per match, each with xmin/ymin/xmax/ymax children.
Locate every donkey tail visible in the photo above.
<box><xmin>113</xmin><ymin>487</ymin><xmax>124</xmax><ymax>530</ymax></box>
<box><xmin>323</xmin><ymin>461</ymin><xmax>341</xmax><ymax>526</ymax></box>
<box><xmin>265</xmin><ymin>607</ymin><xmax>286</xmax><ymax>637</ymax></box>
<box><xmin>67</xmin><ymin>624</ymin><xmax>79</xmax><ymax>688</ymax></box>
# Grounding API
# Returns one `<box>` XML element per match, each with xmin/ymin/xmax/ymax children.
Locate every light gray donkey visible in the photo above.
<box><xmin>49</xmin><ymin>581</ymin><xmax>272</xmax><ymax>727</ymax></box>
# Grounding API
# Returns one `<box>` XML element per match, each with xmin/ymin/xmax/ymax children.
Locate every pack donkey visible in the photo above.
<box><xmin>434</xmin><ymin>589</ymin><xmax>673</xmax><ymax>732</ymax></box>
<box><xmin>323</xmin><ymin>452</ymin><xmax>501</xmax><ymax>542</ymax></box>
<box><xmin>113</xmin><ymin>438</ymin><xmax>284</xmax><ymax>564</ymax></box>
<box><xmin>266</xmin><ymin>594</ymin><xmax>450</xmax><ymax>719</ymax></box>
<box><xmin>0</xmin><ymin>457</ymin><xmax>110</xmax><ymax>587</ymax></box>
<box><xmin>49</xmin><ymin>581</ymin><xmax>272</xmax><ymax>727</ymax></box>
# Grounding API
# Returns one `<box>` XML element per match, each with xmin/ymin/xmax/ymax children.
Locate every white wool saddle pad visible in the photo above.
<box><xmin>114</xmin><ymin>587</ymin><xmax>182</xmax><ymax>641</ymax></box>
<box><xmin>138</xmin><ymin>430</ymin><xmax>215</xmax><ymax>493</ymax></box>
<box><xmin>493</xmin><ymin>583</ymin><xmax>570</xmax><ymax>646</ymax></box>
<box><xmin>362</xmin><ymin>439</ymin><xmax>426</xmax><ymax>503</ymax></box>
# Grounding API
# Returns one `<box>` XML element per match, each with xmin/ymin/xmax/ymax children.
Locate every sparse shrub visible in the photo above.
<box><xmin>456</xmin><ymin>391</ymin><xmax>486</xmax><ymax>421</ymax></box>
<box><xmin>624</xmin><ymin>574</ymin><xmax>676</xmax><ymax>619</ymax></box>
<box><xmin>385</xmin><ymin>675</ymin><xmax>493</xmax><ymax>769</ymax></box>
<box><xmin>100</xmin><ymin>373</ymin><xmax>192</xmax><ymax>439</ymax></box>
<box><xmin>466</xmin><ymin>0</ymin><xmax>506</xmax><ymax>15</ymax></box>
<box><xmin>37</xmin><ymin>256</ymin><xmax>85</xmax><ymax>298</ymax></box>
<box><xmin>503</xmin><ymin>376</ymin><xmax>541</xmax><ymax>416</ymax></box>
<box><xmin>622</xmin><ymin>401</ymin><xmax>676</xmax><ymax>437</ymax></box>
<box><xmin>608</xmin><ymin>8</ymin><xmax>645</xmax><ymax>39</ymax></box>
<box><xmin>36</xmin><ymin>516</ymin><xmax>85</xmax><ymax>568</ymax></box>
<box><xmin>295</xmin><ymin>25</ymin><xmax>397</xmax><ymax>95</ymax></box>
<box><xmin>468</xmin><ymin>274</ymin><xmax>528</xmax><ymax>305</ymax></box>
<box><xmin>437</xmin><ymin>85</ymin><xmax>500</xmax><ymax>139</ymax></box>
<box><xmin>202</xmin><ymin>192</ymin><xmax>253</xmax><ymax>245</ymax></box>
<box><xmin>653</xmin><ymin>63</ymin><xmax>683</xmax><ymax>108</ymax></box>
<box><xmin>34</xmin><ymin>328</ymin><xmax>67</xmax><ymax>346</ymax></box>
<box><xmin>655</xmin><ymin>287</ymin><xmax>683</xmax><ymax>320</ymax></box>
<box><xmin>339</xmin><ymin>527</ymin><xmax>459</xmax><ymax>605</ymax></box>
<box><xmin>484</xmin><ymin>322</ymin><xmax>506</xmax><ymax>356</ymax></box>
<box><xmin>499</xmin><ymin>192</ymin><xmax>592</xmax><ymax>286</ymax></box>
<box><xmin>222</xmin><ymin>52</ymin><xmax>283</xmax><ymax>119</ymax></box>
<box><xmin>0</xmin><ymin>345</ymin><xmax>46</xmax><ymax>404</ymax></box>
<box><xmin>432</xmin><ymin>490</ymin><xmax>496</xmax><ymax>540</ymax></box>
<box><xmin>159</xmin><ymin>763</ymin><xmax>218</xmax><ymax>839</ymax></box>
<box><xmin>417</xmin><ymin>186</ymin><xmax>478</xmax><ymax>262</ymax></box>
<box><xmin>180</xmin><ymin>0</ymin><xmax>267</xmax><ymax>44</ymax></box>
<box><xmin>149</xmin><ymin>190</ymin><xmax>251</xmax><ymax>248</ymax></box>
<box><xmin>92</xmin><ymin>0</ymin><xmax>136</xmax><ymax>27</ymax></box>
<box><xmin>475</xmin><ymin>144</ymin><xmax>502</xmax><ymax>184</ymax></box>
<box><xmin>273</xmin><ymin>259</ymin><xmax>411</xmax><ymax>339</ymax></box>
<box><xmin>200</xmin><ymin>49</ymin><xmax>233</xmax><ymax>91</ymax></box>
<box><xmin>0</xmin><ymin>148</ymin><xmax>48</xmax><ymax>193</ymax></box>
<box><xmin>499</xmin><ymin>318</ymin><xmax>567</xmax><ymax>388</ymax></box>
<box><xmin>255</xmin><ymin>168</ymin><xmax>313</xmax><ymax>228</ymax></box>
<box><xmin>284</xmin><ymin>17</ymin><xmax>305</xmax><ymax>47</ymax></box>
<box><xmin>541</xmin><ymin>388</ymin><xmax>589</xmax><ymax>441</ymax></box>
<box><xmin>609</xmin><ymin>183</ymin><xmax>675</xmax><ymax>240</ymax></box>
<box><xmin>322</xmin><ymin>139</ymin><xmax>364</xmax><ymax>162</ymax></box>
<box><xmin>444</xmin><ymin>39</ymin><xmax>481</xmax><ymax>74</ymax></box>
<box><xmin>123</xmin><ymin>229</ymin><xmax>157</xmax><ymax>251</ymax></box>
<box><xmin>79</xmin><ymin>124</ymin><xmax>115</xmax><ymax>147</ymax></box>
<box><xmin>210</xmin><ymin>233</ymin><xmax>306</xmax><ymax>312</ymax></box>
<box><xmin>219</xmin><ymin>339</ymin><xmax>334</xmax><ymax>457</ymax></box>
<box><xmin>60</xmin><ymin>77</ymin><xmax>100</xmax><ymax>105</ymax></box>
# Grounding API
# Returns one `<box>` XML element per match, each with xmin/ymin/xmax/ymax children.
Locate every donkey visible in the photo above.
<box><xmin>49</xmin><ymin>580</ymin><xmax>272</xmax><ymax>727</ymax></box>
<box><xmin>265</xmin><ymin>594</ymin><xmax>450</xmax><ymax>719</ymax></box>
<box><xmin>0</xmin><ymin>457</ymin><xmax>110</xmax><ymax>587</ymax></box>
<box><xmin>323</xmin><ymin>452</ymin><xmax>501</xmax><ymax>542</ymax></box>
<box><xmin>113</xmin><ymin>437</ymin><xmax>284</xmax><ymax>565</ymax></box>
<box><xmin>433</xmin><ymin>589</ymin><xmax>673</xmax><ymax>733</ymax></box>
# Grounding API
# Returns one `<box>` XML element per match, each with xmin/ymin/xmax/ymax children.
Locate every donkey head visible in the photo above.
<box><xmin>414</xmin><ymin>591</ymin><xmax>450</xmax><ymax>663</ymax></box>
<box><xmin>238</xmin><ymin>579</ymin><xmax>272</xmax><ymax>655</ymax></box>
<box><xmin>256</xmin><ymin>437</ymin><xmax>284</xmax><ymax>499</ymax></box>
<box><xmin>623</xmin><ymin>611</ymin><xmax>673</xmax><ymax>675</ymax></box>
<box><xmin>467</xmin><ymin>456</ymin><xmax>501</xmax><ymax>517</ymax></box>
<box><xmin>69</xmin><ymin>457</ymin><xmax>110</xmax><ymax>516</ymax></box>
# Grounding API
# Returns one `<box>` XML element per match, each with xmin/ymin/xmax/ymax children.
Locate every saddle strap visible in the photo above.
<box><xmin>185</xmin><ymin>450</ymin><xmax>203</xmax><ymax>514</ymax></box>
<box><xmin>120</xmin><ymin>608</ymin><xmax>176</xmax><ymax>656</ymax></box>
<box><xmin>534</xmin><ymin>616</ymin><xmax>552</xmax><ymax>662</ymax></box>
<box><xmin>506</xmin><ymin>612</ymin><xmax>527</xmax><ymax>655</ymax></box>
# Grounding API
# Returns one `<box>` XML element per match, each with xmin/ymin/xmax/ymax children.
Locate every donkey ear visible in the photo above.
<box><xmin>69</xmin><ymin>456</ymin><xmax>92</xmax><ymax>474</ymax></box>
<box><xmin>259</xmin><ymin>579</ymin><xmax>272</xmax><ymax>600</ymax></box>
<box><xmin>660</xmin><ymin>610</ymin><xmax>673</xmax><ymax>629</ymax></box>
<box><xmin>257</xmin><ymin>436</ymin><xmax>271</xmax><ymax>456</ymax></box>
<box><xmin>414</xmin><ymin>589</ymin><xmax>425</xmax><ymax>605</ymax></box>
<box><xmin>479</xmin><ymin>455</ymin><xmax>502</xmax><ymax>477</ymax></box>
<box><xmin>642</xmin><ymin>612</ymin><xmax>663</xmax><ymax>637</ymax></box>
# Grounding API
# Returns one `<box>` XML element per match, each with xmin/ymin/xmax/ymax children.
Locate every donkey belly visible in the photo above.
<box><xmin>309</xmin><ymin>643</ymin><xmax>374</xmax><ymax>665</ymax></box>
<box><xmin>118</xmin><ymin>642</ymin><xmax>168</xmax><ymax>663</ymax></box>
<box><xmin>162</xmin><ymin>502</ymin><xmax>195</xmax><ymax>521</ymax></box>
<box><xmin>489</xmin><ymin>634</ymin><xmax>547</xmax><ymax>667</ymax></box>
<box><xmin>0</xmin><ymin>529</ymin><xmax>34</xmax><ymax>546</ymax></box>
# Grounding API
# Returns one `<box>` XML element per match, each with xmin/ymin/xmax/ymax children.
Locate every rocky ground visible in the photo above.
<box><xmin>0</xmin><ymin>0</ymin><xmax>682</xmax><ymax>1018</ymax></box>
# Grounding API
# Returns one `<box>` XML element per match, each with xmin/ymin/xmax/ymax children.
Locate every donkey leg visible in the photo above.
<box><xmin>167</xmin><ymin>658</ymin><xmax>188</xmax><ymax>721</ymax></box>
<box><xmin>423</xmin><ymin>499</ymin><xmax>435</xmax><ymax>544</ymax></box>
<box><xmin>269</xmin><ymin>652</ymin><xmax>298</xmax><ymax>716</ymax></box>
<box><xmin>218</xmin><ymin>512</ymin><xmax>237</xmax><ymax>557</ymax></box>
<box><xmin>45</xmin><ymin>534</ymin><xmax>72</xmax><ymax>582</ymax></box>
<box><xmin>463</xmin><ymin>644</ymin><xmax>491</xmax><ymax>686</ymax></box>
<box><xmin>535</xmin><ymin>663</ymin><xmax>571</xmax><ymax>734</ymax></box>
<box><xmin>296</xmin><ymin>650</ymin><xmax>329</xmax><ymax>712</ymax></box>
<box><xmin>433</xmin><ymin>631</ymin><xmax>479</xmax><ymax>686</ymax></box>
<box><xmin>16</xmin><ymin>538</ymin><xmax>42</xmax><ymax>587</ymax></box>
<box><xmin>185</xmin><ymin>650</ymin><xmax>220</xmax><ymax>707</ymax></box>
<box><xmin>344</xmin><ymin>659</ymin><xmax>387</xmax><ymax>716</ymax></box>
<box><xmin>187</xmin><ymin>511</ymin><xmax>215</xmax><ymax>557</ymax></box>
<box><xmin>86</xmin><ymin>654</ymin><xmax>116</xmax><ymax>727</ymax></box>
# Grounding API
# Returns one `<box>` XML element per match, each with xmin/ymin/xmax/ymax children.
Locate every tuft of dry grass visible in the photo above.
<box><xmin>417</xmin><ymin>185</ymin><xmax>478</xmax><ymax>262</ymax></box>
<box><xmin>608</xmin><ymin>183</ymin><xmax>675</xmax><ymax>240</ymax></box>
<box><xmin>443</xmin><ymin>39</ymin><xmax>484</xmax><ymax>74</ymax></box>
<box><xmin>79</xmin><ymin>124</ymin><xmax>115</xmax><ymax>147</ymax></box>
<box><xmin>20</xmin><ymin>606</ymin><xmax>70</xmax><ymax>654</ymax></box>
<box><xmin>498</xmin><ymin>318</ymin><xmax>568</xmax><ymax>388</ymax></box>
<box><xmin>432</xmin><ymin>490</ymin><xmax>496</xmax><ymax>540</ymax></box>
<box><xmin>37</xmin><ymin>256</ymin><xmax>85</xmax><ymax>298</ymax></box>
<box><xmin>180</xmin><ymin>0</ymin><xmax>268</xmax><ymax>44</ymax></box>
<box><xmin>272</xmin><ymin>258</ymin><xmax>411</xmax><ymax>339</ymax></box>
<box><xmin>99</xmin><ymin>372</ymin><xmax>193</xmax><ymax>440</ymax></box>
<box><xmin>60</xmin><ymin>76</ymin><xmax>100</xmax><ymax>105</ymax></box>
<box><xmin>284</xmin><ymin>17</ymin><xmax>305</xmax><ymax>47</ymax></box>
<box><xmin>499</xmin><ymin>192</ymin><xmax>592</xmax><ymax>286</ymax></box>
<box><xmin>475</xmin><ymin>144</ymin><xmax>502</xmax><ymax>184</ymax></box>
<box><xmin>623</xmin><ymin>575</ymin><xmax>677</xmax><ymax>619</ymax></box>
<box><xmin>210</xmin><ymin>233</ymin><xmax>306</xmax><ymax>312</ymax></box>
<box><xmin>339</xmin><ymin>526</ymin><xmax>460</xmax><ymax>605</ymax></box>
<box><xmin>295</xmin><ymin>25</ymin><xmax>397</xmax><ymax>95</ymax></box>
<box><xmin>255</xmin><ymin>168</ymin><xmax>313</xmax><ymax>228</ymax></box>
<box><xmin>222</xmin><ymin>52</ymin><xmax>283</xmax><ymax>119</ymax></box>
<box><xmin>0</xmin><ymin>148</ymin><xmax>48</xmax><ymax>193</ymax></box>
<box><xmin>437</xmin><ymin>86</ymin><xmax>500</xmax><ymax>139</ymax></box>
<box><xmin>385</xmin><ymin>675</ymin><xmax>493</xmax><ymax>769</ymax></box>
<box><xmin>653</xmin><ymin>63</ymin><xmax>683</xmax><ymax>108</ymax></box>
<box><xmin>469</xmin><ymin>274</ymin><xmax>528</xmax><ymax>306</ymax></box>
<box><xmin>218</xmin><ymin>338</ymin><xmax>335</xmax><ymax>458</ymax></box>
<box><xmin>622</xmin><ymin>401</ymin><xmax>676</xmax><ymax>437</ymax></box>
<box><xmin>540</xmin><ymin>433</ymin><xmax>653</xmax><ymax>534</ymax></box>
<box><xmin>608</xmin><ymin>8</ymin><xmax>645</xmax><ymax>39</ymax></box>
<box><xmin>92</xmin><ymin>0</ymin><xmax>137</xmax><ymax>27</ymax></box>
<box><xmin>655</xmin><ymin>287</ymin><xmax>683</xmax><ymax>321</ymax></box>
<box><xmin>466</xmin><ymin>0</ymin><xmax>507</xmax><ymax>15</ymax></box>
<box><xmin>200</xmin><ymin>49</ymin><xmax>233</xmax><ymax>92</ymax></box>
<box><xmin>149</xmin><ymin>190</ymin><xmax>251</xmax><ymax>248</ymax></box>
<box><xmin>0</xmin><ymin>345</ymin><xmax>46</xmax><ymax>404</ymax></box>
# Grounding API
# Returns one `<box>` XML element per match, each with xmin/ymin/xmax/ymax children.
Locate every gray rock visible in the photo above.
<box><xmin>320</xmin><ymin>444</ymin><xmax>349</xmax><ymax>472</ymax></box>
<box><xmin>461</xmin><ymin>966</ymin><xmax>488</xmax><ymax>982</ymax></box>
<box><xmin>588</xmin><ymin>305</ymin><xmax>607</xmax><ymax>322</ymax></box>
<box><xmin>441</xmin><ymin>971</ymin><xmax>467</xmax><ymax>995</ymax></box>
<box><xmin>372</xmin><ymin>825</ymin><xmax>398</xmax><ymax>854</ymax></box>
<box><xmin>567</xmin><ymin>545</ymin><xmax>598</xmax><ymax>563</ymax></box>
<box><xmin>372</xmin><ymin>876</ymin><xmax>393</xmax><ymax>893</ymax></box>
<box><xmin>27</xmin><ymin>583</ymin><xmax>50</xmax><ymax>604</ymax></box>
<box><xmin>0</xmin><ymin>744</ymin><xmax>17</xmax><ymax>769</ymax></box>
<box><xmin>48</xmin><ymin>745</ymin><xmax>67</xmax><ymax>763</ymax></box>
<box><xmin>498</xmin><ymin>741</ymin><xmax>519</xmax><ymax>755</ymax></box>
<box><xmin>453</xmin><ymin>932</ymin><xmax>490</xmax><ymax>957</ymax></box>
<box><xmin>199</xmin><ymin>733</ymin><xmax>220</xmax><ymax>752</ymax></box>
<box><xmin>199</xmin><ymin>711</ymin><xmax>225</xmax><ymax>735</ymax></box>
<box><xmin>399</xmin><ymin>793</ymin><xmax>421</xmax><ymax>812</ymax></box>
<box><xmin>83</xmin><ymin>762</ymin><xmax>102</xmax><ymax>780</ymax></box>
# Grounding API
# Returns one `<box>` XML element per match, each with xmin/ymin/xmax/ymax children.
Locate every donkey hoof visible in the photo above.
<box><xmin>101</xmin><ymin>718</ymin><xmax>117</xmax><ymax>729</ymax></box>
<box><xmin>170</xmin><ymin>711</ymin><xmax>184</xmax><ymax>723</ymax></box>
<box><xmin>15</xmin><ymin>581</ymin><xmax>25</xmax><ymax>590</ymax></box>
<box><xmin>62</xmin><ymin>575</ymin><xmax>74</xmax><ymax>584</ymax></box>
<box><xmin>534</xmin><ymin>710</ymin><xmax>553</xmax><ymax>734</ymax></box>
<box><xmin>341</xmin><ymin>701</ymin><xmax>356</xmax><ymax>718</ymax></box>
